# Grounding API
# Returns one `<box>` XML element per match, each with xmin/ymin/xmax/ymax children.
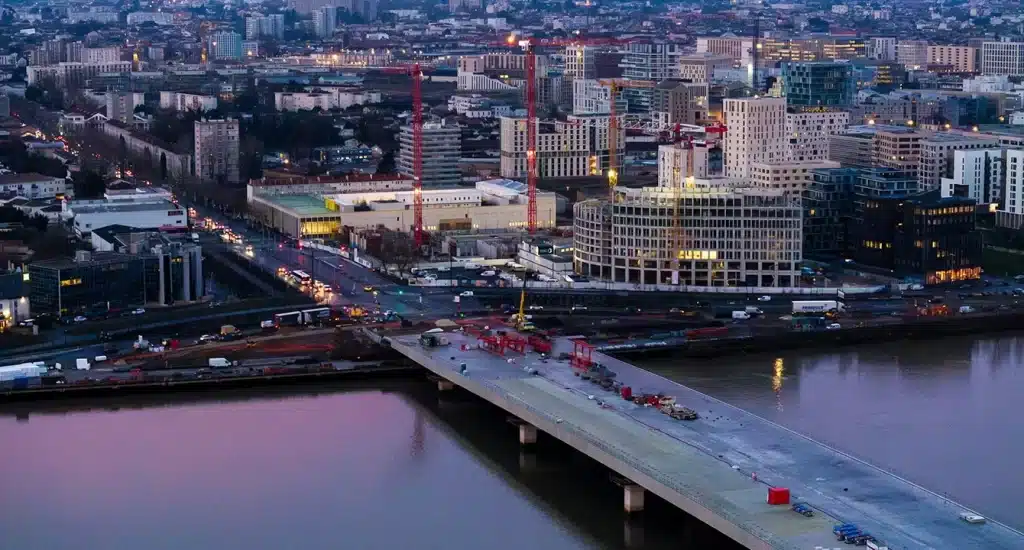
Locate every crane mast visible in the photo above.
<box><xmin>411</xmin><ymin>63</ymin><xmax>424</xmax><ymax>246</ymax></box>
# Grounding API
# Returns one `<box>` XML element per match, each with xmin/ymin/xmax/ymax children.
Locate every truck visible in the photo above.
<box><xmin>792</xmin><ymin>300</ymin><xmax>844</xmax><ymax>314</ymax></box>
<box><xmin>301</xmin><ymin>307</ymin><xmax>331</xmax><ymax>325</ymax></box>
<box><xmin>273</xmin><ymin>311</ymin><xmax>302</xmax><ymax>327</ymax></box>
<box><xmin>208</xmin><ymin>357</ymin><xmax>234</xmax><ymax>368</ymax></box>
<box><xmin>76</xmin><ymin>358</ymin><xmax>91</xmax><ymax>371</ymax></box>
<box><xmin>731</xmin><ymin>311</ymin><xmax>751</xmax><ymax>320</ymax></box>
<box><xmin>220</xmin><ymin>325</ymin><xmax>239</xmax><ymax>337</ymax></box>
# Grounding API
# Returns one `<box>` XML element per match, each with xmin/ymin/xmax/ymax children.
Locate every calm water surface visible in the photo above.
<box><xmin>0</xmin><ymin>383</ymin><xmax>737</xmax><ymax>550</ymax></box>
<box><xmin>642</xmin><ymin>332</ymin><xmax>1024</xmax><ymax>530</ymax></box>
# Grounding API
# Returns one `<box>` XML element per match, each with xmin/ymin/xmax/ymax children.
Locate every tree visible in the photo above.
<box><xmin>378</xmin><ymin>231</ymin><xmax>417</xmax><ymax>274</ymax></box>
<box><xmin>73</xmin><ymin>170</ymin><xmax>106</xmax><ymax>199</ymax></box>
<box><xmin>376</xmin><ymin>150</ymin><xmax>396</xmax><ymax>174</ymax></box>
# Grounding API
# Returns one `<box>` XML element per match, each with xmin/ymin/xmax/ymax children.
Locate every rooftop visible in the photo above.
<box><xmin>30</xmin><ymin>252</ymin><xmax>137</xmax><ymax>271</ymax></box>
<box><xmin>0</xmin><ymin>173</ymin><xmax>62</xmax><ymax>185</ymax></box>
<box><xmin>70</xmin><ymin>199</ymin><xmax>178</xmax><ymax>214</ymax></box>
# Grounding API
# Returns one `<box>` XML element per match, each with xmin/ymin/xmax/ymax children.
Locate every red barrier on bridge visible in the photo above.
<box><xmin>571</xmin><ymin>339</ymin><xmax>594</xmax><ymax>373</ymax></box>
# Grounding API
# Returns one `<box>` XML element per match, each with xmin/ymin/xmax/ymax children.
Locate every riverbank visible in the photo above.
<box><xmin>608</xmin><ymin>310</ymin><xmax>1024</xmax><ymax>358</ymax></box>
<box><xmin>0</xmin><ymin>363</ymin><xmax>422</xmax><ymax>403</ymax></box>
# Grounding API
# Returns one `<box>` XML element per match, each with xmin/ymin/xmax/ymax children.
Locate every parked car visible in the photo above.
<box><xmin>460</xmin><ymin>290</ymin><xmax>474</xmax><ymax>297</ymax></box>
<box><xmin>757</xmin><ymin>295</ymin><xmax>772</xmax><ymax>302</ymax></box>
<box><xmin>73</xmin><ymin>315</ymin><xmax>87</xmax><ymax>323</ymax></box>
<box><xmin>199</xmin><ymin>334</ymin><xmax>219</xmax><ymax>342</ymax></box>
<box><xmin>132</xmin><ymin>308</ymin><xmax>146</xmax><ymax>315</ymax></box>
<box><xmin>528</xmin><ymin>305</ymin><xmax>544</xmax><ymax>311</ymax></box>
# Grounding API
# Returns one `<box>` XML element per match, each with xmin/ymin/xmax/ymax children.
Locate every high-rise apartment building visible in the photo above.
<box><xmin>312</xmin><ymin>6</ymin><xmax>337</xmax><ymax>38</ymax></box>
<box><xmin>651</xmin><ymin>80</ymin><xmax>708</xmax><ymax>127</ymax></box>
<box><xmin>940</xmin><ymin>148</ymin><xmax>1004</xmax><ymax>205</ymax></box>
<box><xmin>780</xmin><ymin>62</ymin><xmax>855</xmax><ymax>107</ymax></box>
<box><xmin>723</xmin><ymin>97</ymin><xmax>788</xmax><ymax>180</ymax></box>
<box><xmin>208</xmin><ymin>31</ymin><xmax>243</xmax><ymax>60</ymax></box>
<box><xmin>245</xmin><ymin>17</ymin><xmax>262</xmax><ymax>40</ymax></box>
<box><xmin>398</xmin><ymin>121</ymin><xmax>461</xmax><ymax>187</ymax></box>
<box><xmin>997</xmin><ymin>150</ymin><xmax>1024</xmax><ymax>228</ymax></box>
<box><xmin>194</xmin><ymin>119</ymin><xmax>240</xmax><ymax>184</ymax></box>
<box><xmin>572</xmin><ymin>79</ymin><xmax>625</xmax><ymax>115</ymax></box>
<box><xmin>83</xmin><ymin>47</ymin><xmax>121</xmax><ymax>64</ymax></box>
<box><xmin>759</xmin><ymin>38</ymin><xmax>867</xmax><ymax>62</ymax></box>
<box><xmin>872</xmin><ymin>129</ymin><xmax>924</xmax><ymax>180</ymax></box>
<box><xmin>918</xmin><ymin>133</ymin><xmax>1000</xmax><ymax>192</ymax></box>
<box><xmin>787</xmin><ymin>108</ymin><xmax>850</xmax><ymax>162</ymax></box>
<box><xmin>620</xmin><ymin>42</ymin><xmax>681</xmax><ymax>112</ymax></box>
<box><xmin>500</xmin><ymin>115</ymin><xmax>623</xmax><ymax>179</ymax></box>
<box><xmin>868</xmin><ymin>37</ymin><xmax>897</xmax><ymax>61</ymax></box>
<box><xmin>927</xmin><ymin>46</ymin><xmax>978</xmax><ymax>73</ymax></box>
<box><xmin>981</xmin><ymin>41</ymin><xmax>1024</xmax><ymax>77</ymax></box>
<box><xmin>106</xmin><ymin>92</ymin><xmax>143</xmax><ymax>124</ymax></box>
<box><xmin>257</xmin><ymin>14</ymin><xmax>286</xmax><ymax>39</ymax></box>
<box><xmin>291</xmin><ymin>0</ymin><xmax>376</xmax><ymax>19</ymax></box>
<box><xmin>565</xmin><ymin>44</ymin><xmax>597</xmax><ymax>80</ymax></box>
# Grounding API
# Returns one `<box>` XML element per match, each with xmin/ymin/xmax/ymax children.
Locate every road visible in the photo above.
<box><xmin>190</xmin><ymin>204</ymin><xmax>475</xmax><ymax>320</ymax></box>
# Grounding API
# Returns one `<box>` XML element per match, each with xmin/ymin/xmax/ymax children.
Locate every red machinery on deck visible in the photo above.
<box><xmin>571</xmin><ymin>339</ymin><xmax>594</xmax><ymax>374</ymax></box>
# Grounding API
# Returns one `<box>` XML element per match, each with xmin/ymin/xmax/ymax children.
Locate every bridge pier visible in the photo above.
<box><xmin>437</xmin><ymin>379</ymin><xmax>454</xmax><ymax>391</ymax></box>
<box><xmin>518</xmin><ymin>423</ymin><xmax>538</xmax><ymax>445</ymax></box>
<box><xmin>623</xmin><ymin>484</ymin><xmax>645</xmax><ymax>514</ymax></box>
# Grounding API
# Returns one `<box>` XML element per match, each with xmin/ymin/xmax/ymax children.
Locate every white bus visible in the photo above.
<box><xmin>291</xmin><ymin>270</ymin><xmax>312</xmax><ymax>286</ymax></box>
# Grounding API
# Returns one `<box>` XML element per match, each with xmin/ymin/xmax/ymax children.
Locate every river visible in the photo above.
<box><xmin>641</xmin><ymin>332</ymin><xmax>1024</xmax><ymax>531</ymax></box>
<box><xmin>0</xmin><ymin>382</ymin><xmax>740</xmax><ymax>550</ymax></box>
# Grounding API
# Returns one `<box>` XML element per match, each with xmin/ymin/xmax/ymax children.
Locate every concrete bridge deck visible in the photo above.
<box><xmin>390</xmin><ymin>332</ymin><xmax>1024</xmax><ymax>550</ymax></box>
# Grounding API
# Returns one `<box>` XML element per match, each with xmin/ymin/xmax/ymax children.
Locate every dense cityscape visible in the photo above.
<box><xmin>2</xmin><ymin>0</ymin><xmax>1024</xmax><ymax>548</ymax></box>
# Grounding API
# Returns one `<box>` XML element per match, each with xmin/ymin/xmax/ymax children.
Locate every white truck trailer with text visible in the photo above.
<box><xmin>792</xmin><ymin>300</ymin><xmax>845</xmax><ymax>314</ymax></box>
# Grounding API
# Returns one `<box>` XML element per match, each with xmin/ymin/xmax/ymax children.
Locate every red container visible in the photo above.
<box><xmin>620</xmin><ymin>386</ymin><xmax>633</xmax><ymax>400</ymax></box>
<box><xmin>767</xmin><ymin>487</ymin><xmax>790</xmax><ymax>505</ymax></box>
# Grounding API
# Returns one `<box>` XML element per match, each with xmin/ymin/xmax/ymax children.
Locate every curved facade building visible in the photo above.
<box><xmin>573</xmin><ymin>186</ymin><xmax>803</xmax><ymax>287</ymax></box>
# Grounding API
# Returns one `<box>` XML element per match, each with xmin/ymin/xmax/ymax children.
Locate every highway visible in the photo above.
<box><xmin>191</xmin><ymin>204</ymin><xmax>476</xmax><ymax>320</ymax></box>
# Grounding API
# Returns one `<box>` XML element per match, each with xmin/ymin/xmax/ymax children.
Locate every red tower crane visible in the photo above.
<box><xmin>410</xmin><ymin>63</ymin><xmax>425</xmax><ymax>247</ymax></box>
<box><xmin>383</xmin><ymin>64</ymin><xmax>432</xmax><ymax>246</ymax></box>
<box><xmin>503</xmin><ymin>35</ymin><xmax>627</xmax><ymax>232</ymax></box>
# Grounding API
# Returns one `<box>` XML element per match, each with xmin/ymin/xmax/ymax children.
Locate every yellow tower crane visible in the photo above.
<box><xmin>598</xmin><ymin>79</ymin><xmax>655</xmax><ymax>201</ymax></box>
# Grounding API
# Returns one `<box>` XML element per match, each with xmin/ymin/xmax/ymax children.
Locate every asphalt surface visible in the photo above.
<box><xmin>392</xmin><ymin>332</ymin><xmax>1024</xmax><ymax>550</ymax></box>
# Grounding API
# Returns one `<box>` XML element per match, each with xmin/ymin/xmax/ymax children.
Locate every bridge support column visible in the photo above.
<box><xmin>437</xmin><ymin>380</ymin><xmax>454</xmax><ymax>391</ymax></box>
<box><xmin>519</xmin><ymin>424</ymin><xmax>537</xmax><ymax>445</ymax></box>
<box><xmin>623</xmin><ymin>484</ymin><xmax>645</xmax><ymax>514</ymax></box>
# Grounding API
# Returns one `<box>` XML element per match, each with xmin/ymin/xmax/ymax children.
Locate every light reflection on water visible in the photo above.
<box><xmin>641</xmin><ymin>332</ymin><xmax>1024</xmax><ymax>530</ymax></box>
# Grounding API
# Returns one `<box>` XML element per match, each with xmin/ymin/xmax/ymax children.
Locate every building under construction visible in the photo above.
<box><xmin>572</xmin><ymin>181</ymin><xmax>802</xmax><ymax>288</ymax></box>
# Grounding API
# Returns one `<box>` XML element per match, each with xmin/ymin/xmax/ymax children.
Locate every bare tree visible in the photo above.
<box><xmin>377</xmin><ymin>231</ymin><xmax>417</xmax><ymax>274</ymax></box>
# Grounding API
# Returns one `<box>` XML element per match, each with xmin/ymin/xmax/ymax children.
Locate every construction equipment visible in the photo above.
<box><xmin>382</xmin><ymin>64</ymin><xmax>433</xmax><ymax>246</ymax></box>
<box><xmin>502</xmin><ymin>35</ymin><xmax>626</xmax><ymax>230</ymax></box>
<box><xmin>598</xmin><ymin>78</ymin><xmax>655</xmax><ymax>201</ymax></box>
